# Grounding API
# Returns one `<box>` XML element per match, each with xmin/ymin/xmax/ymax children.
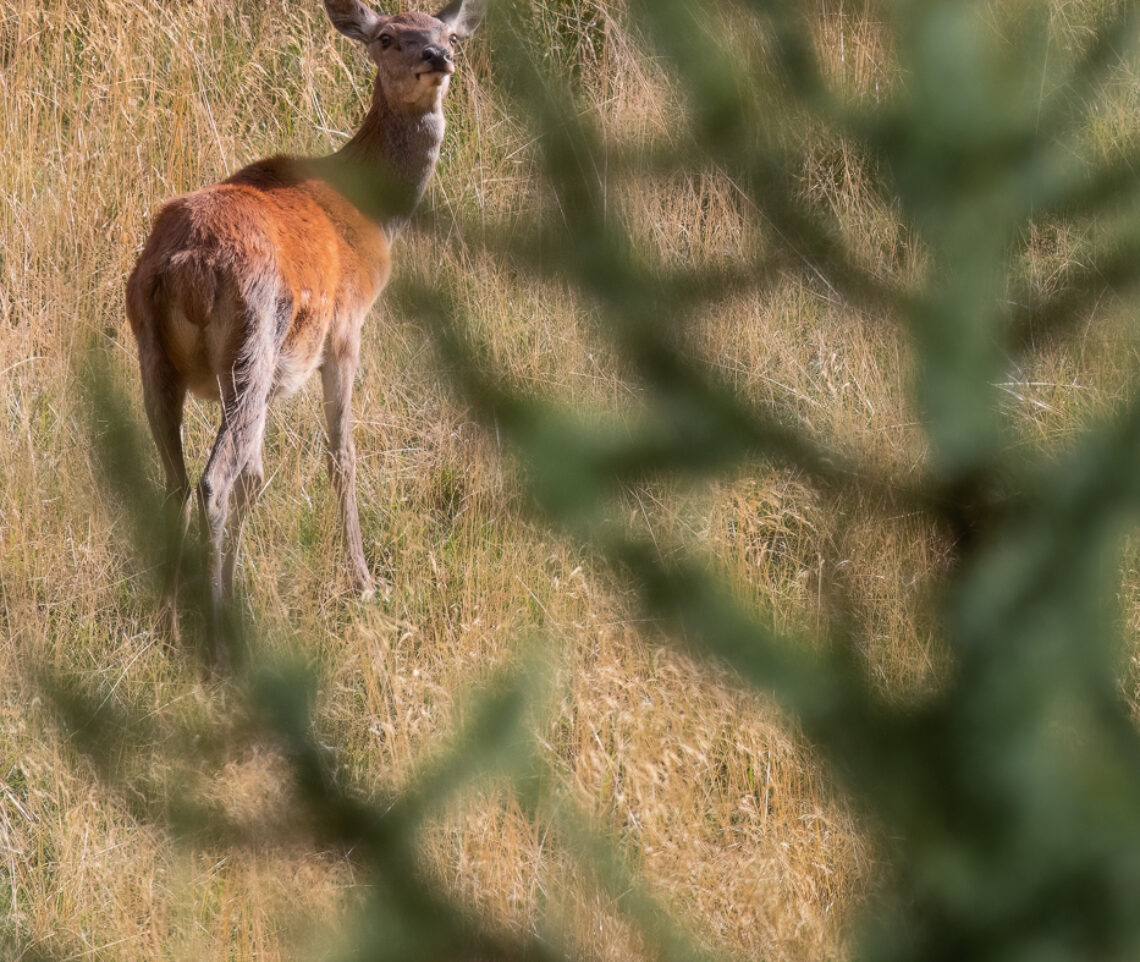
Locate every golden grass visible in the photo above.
<box><xmin>4</xmin><ymin>0</ymin><xmax>1140</xmax><ymax>958</ymax></box>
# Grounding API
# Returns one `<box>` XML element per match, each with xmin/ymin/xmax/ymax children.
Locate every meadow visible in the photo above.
<box><xmin>5</xmin><ymin>0</ymin><xmax>1140</xmax><ymax>959</ymax></box>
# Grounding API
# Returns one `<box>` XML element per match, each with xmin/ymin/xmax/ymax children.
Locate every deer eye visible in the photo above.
<box><xmin>449</xmin><ymin>33</ymin><xmax>459</xmax><ymax>46</ymax></box>
<box><xmin>378</xmin><ymin>33</ymin><xmax>392</xmax><ymax>49</ymax></box>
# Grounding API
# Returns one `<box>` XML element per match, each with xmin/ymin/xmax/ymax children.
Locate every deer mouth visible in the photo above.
<box><xmin>416</xmin><ymin>62</ymin><xmax>455</xmax><ymax>81</ymax></box>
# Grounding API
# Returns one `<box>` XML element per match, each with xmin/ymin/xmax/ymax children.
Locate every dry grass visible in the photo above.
<box><xmin>3</xmin><ymin>0</ymin><xmax>1140</xmax><ymax>958</ymax></box>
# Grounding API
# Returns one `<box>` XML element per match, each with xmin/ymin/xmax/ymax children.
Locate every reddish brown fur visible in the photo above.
<box><xmin>127</xmin><ymin>0</ymin><xmax>481</xmax><ymax>664</ymax></box>
<box><xmin>131</xmin><ymin>159</ymin><xmax>388</xmax><ymax>398</ymax></box>
<box><xmin>130</xmin><ymin>158</ymin><xmax>390</xmax><ymax>400</ymax></box>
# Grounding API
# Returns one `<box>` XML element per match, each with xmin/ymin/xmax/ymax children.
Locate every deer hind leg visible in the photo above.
<box><xmin>137</xmin><ymin>336</ymin><xmax>192</xmax><ymax>645</ymax></box>
<box><xmin>222</xmin><ymin>432</ymin><xmax>265</xmax><ymax>603</ymax></box>
<box><xmin>321</xmin><ymin>348</ymin><xmax>373</xmax><ymax>598</ymax></box>
<box><xmin>198</xmin><ymin>352</ymin><xmax>273</xmax><ymax>667</ymax></box>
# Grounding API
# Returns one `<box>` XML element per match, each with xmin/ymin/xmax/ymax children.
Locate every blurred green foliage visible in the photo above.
<box><xmin>60</xmin><ymin>0</ymin><xmax>1140</xmax><ymax>959</ymax></box>
<box><xmin>417</xmin><ymin>1</ymin><xmax>1140</xmax><ymax>959</ymax></box>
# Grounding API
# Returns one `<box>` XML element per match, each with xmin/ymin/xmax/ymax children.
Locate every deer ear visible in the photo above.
<box><xmin>324</xmin><ymin>0</ymin><xmax>385</xmax><ymax>43</ymax></box>
<box><xmin>435</xmin><ymin>0</ymin><xmax>483</xmax><ymax>38</ymax></box>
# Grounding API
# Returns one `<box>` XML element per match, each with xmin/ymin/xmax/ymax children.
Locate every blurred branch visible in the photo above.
<box><xmin>401</xmin><ymin>277</ymin><xmax>949</xmax><ymax>524</ymax></box>
<box><xmin>1009</xmin><ymin>228</ymin><xmax>1140</xmax><ymax>351</ymax></box>
<box><xmin>253</xmin><ymin>659</ymin><xmax>569</xmax><ymax>962</ymax></box>
<box><xmin>535</xmin><ymin>789</ymin><xmax>740</xmax><ymax>962</ymax></box>
<box><xmin>431</xmin><ymin>3</ymin><xmax>1140</xmax><ymax>960</ymax></box>
<box><xmin>1035</xmin><ymin>1</ymin><xmax>1140</xmax><ymax>139</ymax></box>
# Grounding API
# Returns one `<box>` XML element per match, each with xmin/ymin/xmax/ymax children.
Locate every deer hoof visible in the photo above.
<box><xmin>352</xmin><ymin>571</ymin><xmax>375</xmax><ymax>601</ymax></box>
<box><xmin>158</xmin><ymin>601</ymin><xmax>181</xmax><ymax>649</ymax></box>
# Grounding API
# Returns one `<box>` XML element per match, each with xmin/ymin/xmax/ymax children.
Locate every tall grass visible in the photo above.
<box><xmin>5</xmin><ymin>0</ymin><xmax>1140</xmax><ymax>959</ymax></box>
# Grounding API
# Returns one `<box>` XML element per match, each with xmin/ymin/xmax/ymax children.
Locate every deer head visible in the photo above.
<box><xmin>324</xmin><ymin>0</ymin><xmax>484</xmax><ymax>113</ymax></box>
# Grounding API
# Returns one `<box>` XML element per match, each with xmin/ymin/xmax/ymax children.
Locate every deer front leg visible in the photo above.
<box><xmin>321</xmin><ymin>350</ymin><xmax>373</xmax><ymax>598</ymax></box>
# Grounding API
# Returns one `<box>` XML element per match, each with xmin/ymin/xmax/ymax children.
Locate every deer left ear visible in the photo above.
<box><xmin>324</xmin><ymin>0</ymin><xmax>386</xmax><ymax>43</ymax></box>
<box><xmin>435</xmin><ymin>0</ymin><xmax>483</xmax><ymax>38</ymax></box>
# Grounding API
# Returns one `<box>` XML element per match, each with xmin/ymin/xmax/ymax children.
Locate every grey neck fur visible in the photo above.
<box><xmin>323</xmin><ymin>77</ymin><xmax>447</xmax><ymax>241</ymax></box>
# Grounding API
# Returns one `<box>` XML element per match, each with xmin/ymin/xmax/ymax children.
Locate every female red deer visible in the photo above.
<box><xmin>126</xmin><ymin>0</ymin><xmax>482</xmax><ymax>664</ymax></box>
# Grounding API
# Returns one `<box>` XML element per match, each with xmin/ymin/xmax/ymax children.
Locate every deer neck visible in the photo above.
<box><xmin>325</xmin><ymin>80</ymin><xmax>447</xmax><ymax>240</ymax></box>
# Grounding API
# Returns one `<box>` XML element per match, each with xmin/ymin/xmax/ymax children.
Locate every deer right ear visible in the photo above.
<box><xmin>435</xmin><ymin>0</ymin><xmax>484</xmax><ymax>38</ymax></box>
<box><xmin>323</xmin><ymin>0</ymin><xmax>385</xmax><ymax>43</ymax></box>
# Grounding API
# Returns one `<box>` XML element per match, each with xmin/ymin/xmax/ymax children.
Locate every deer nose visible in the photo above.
<box><xmin>421</xmin><ymin>45</ymin><xmax>452</xmax><ymax>71</ymax></box>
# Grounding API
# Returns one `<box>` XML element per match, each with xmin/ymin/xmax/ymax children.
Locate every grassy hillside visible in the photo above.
<box><xmin>4</xmin><ymin>0</ymin><xmax>1140</xmax><ymax>959</ymax></box>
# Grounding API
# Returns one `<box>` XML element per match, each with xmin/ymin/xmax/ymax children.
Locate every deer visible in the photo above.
<box><xmin>126</xmin><ymin>0</ymin><xmax>482</xmax><ymax>665</ymax></box>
